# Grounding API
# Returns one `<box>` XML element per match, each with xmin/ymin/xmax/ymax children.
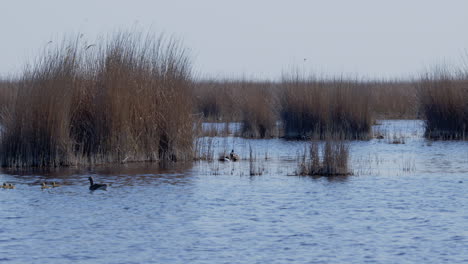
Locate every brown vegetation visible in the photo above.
<box><xmin>3</xmin><ymin>31</ymin><xmax>467</xmax><ymax>170</ymax></box>
<box><xmin>0</xmin><ymin>79</ymin><xmax>18</xmax><ymax>124</ymax></box>
<box><xmin>417</xmin><ymin>70</ymin><xmax>468</xmax><ymax>140</ymax></box>
<box><xmin>0</xmin><ymin>32</ymin><xmax>194</xmax><ymax>167</ymax></box>
<box><xmin>369</xmin><ymin>81</ymin><xmax>418</xmax><ymax>119</ymax></box>
<box><xmin>193</xmin><ymin>77</ymin><xmax>422</xmax><ymax>140</ymax></box>
<box><xmin>297</xmin><ymin>140</ymin><xmax>352</xmax><ymax>176</ymax></box>
<box><xmin>193</xmin><ymin>80</ymin><xmax>243</xmax><ymax>122</ymax></box>
<box><xmin>281</xmin><ymin>75</ymin><xmax>373</xmax><ymax>139</ymax></box>
<box><xmin>238</xmin><ymin>82</ymin><xmax>278</xmax><ymax>138</ymax></box>
<box><xmin>194</xmin><ymin>80</ymin><xmax>278</xmax><ymax>138</ymax></box>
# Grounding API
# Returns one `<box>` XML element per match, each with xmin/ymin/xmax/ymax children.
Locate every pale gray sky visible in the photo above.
<box><xmin>1</xmin><ymin>0</ymin><xmax>467</xmax><ymax>79</ymax></box>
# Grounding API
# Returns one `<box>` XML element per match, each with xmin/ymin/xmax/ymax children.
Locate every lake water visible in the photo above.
<box><xmin>1</xmin><ymin>120</ymin><xmax>467</xmax><ymax>263</ymax></box>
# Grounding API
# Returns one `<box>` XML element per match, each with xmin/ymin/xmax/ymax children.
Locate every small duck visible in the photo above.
<box><xmin>230</xmin><ymin>149</ymin><xmax>240</xmax><ymax>162</ymax></box>
<box><xmin>41</xmin><ymin>182</ymin><xmax>50</xmax><ymax>189</ymax></box>
<box><xmin>2</xmin><ymin>183</ymin><xmax>8</xmax><ymax>189</ymax></box>
<box><xmin>7</xmin><ymin>183</ymin><xmax>15</xmax><ymax>189</ymax></box>
<box><xmin>51</xmin><ymin>182</ymin><xmax>60</xmax><ymax>188</ymax></box>
<box><xmin>88</xmin><ymin>177</ymin><xmax>108</xmax><ymax>191</ymax></box>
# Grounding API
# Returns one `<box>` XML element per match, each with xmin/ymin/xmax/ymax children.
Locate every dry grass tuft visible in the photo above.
<box><xmin>297</xmin><ymin>140</ymin><xmax>352</xmax><ymax>176</ymax></box>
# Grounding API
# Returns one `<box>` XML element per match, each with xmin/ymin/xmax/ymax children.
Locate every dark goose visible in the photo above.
<box><xmin>88</xmin><ymin>177</ymin><xmax>108</xmax><ymax>191</ymax></box>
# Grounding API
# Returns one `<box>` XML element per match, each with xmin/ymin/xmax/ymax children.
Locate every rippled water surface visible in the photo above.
<box><xmin>1</xmin><ymin>120</ymin><xmax>467</xmax><ymax>263</ymax></box>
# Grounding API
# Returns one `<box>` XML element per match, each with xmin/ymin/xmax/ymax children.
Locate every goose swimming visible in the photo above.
<box><xmin>88</xmin><ymin>177</ymin><xmax>108</xmax><ymax>191</ymax></box>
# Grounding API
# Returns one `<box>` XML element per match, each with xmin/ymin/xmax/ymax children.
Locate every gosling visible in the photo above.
<box><xmin>51</xmin><ymin>182</ymin><xmax>60</xmax><ymax>188</ymax></box>
<box><xmin>3</xmin><ymin>183</ymin><xmax>15</xmax><ymax>189</ymax></box>
<box><xmin>88</xmin><ymin>177</ymin><xmax>108</xmax><ymax>191</ymax></box>
<box><xmin>41</xmin><ymin>182</ymin><xmax>50</xmax><ymax>190</ymax></box>
<box><xmin>2</xmin><ymin>182</ymin><xmax>16</xmax><ymax>189</ymax></box>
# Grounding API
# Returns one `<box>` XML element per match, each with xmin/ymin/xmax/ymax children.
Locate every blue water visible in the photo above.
<box><xmin>1</xmin><ymin>120</ymin><xmax>467</xmax><ymax>263</ymax></box>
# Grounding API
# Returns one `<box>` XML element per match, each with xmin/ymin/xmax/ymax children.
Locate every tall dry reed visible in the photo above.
<box><xmin>0</xmin><ymin>32</ymin><xmax>194</xmax><ymax>167</ymax></box>
<box><xmin>0</xmin><ymin>79</ymin><xmax>18</xmax><ymax>124</ymax></box>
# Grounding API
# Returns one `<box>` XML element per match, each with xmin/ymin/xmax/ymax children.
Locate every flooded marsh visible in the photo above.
<box><xmin>1</xmin><ymin>120</ymin><xmax>467</xmax><ymax>263</ymax></box>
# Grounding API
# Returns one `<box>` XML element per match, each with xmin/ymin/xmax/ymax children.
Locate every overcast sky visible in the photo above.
<box><xmin>1</xmin><ymin>0</ymin><xmax>467</xmax><ymax>79</ymax></box>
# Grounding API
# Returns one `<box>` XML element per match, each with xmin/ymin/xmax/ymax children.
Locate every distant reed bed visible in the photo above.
<box><xmin>238</xmin><ymin>81</ymin><xmax>278</xmax><ymax>138</ymax></box>
<box><xmin>280</xmin><ymin>75</ymin><xmax>373</xmax><ymax>139</ymax></box>
<box><xmin>194</xmin><ymin>77</ymin><xmax>381</xmax><ymax>140</ymax></box>
<box><xmin>193</xmin><ymin>80</ymin><xmax>242</xmax><ymax>122</ymax></box>
<box><xmin>194</xmin><ymin>80</ymin><xmax>278</xmax><ymax>138</ymax></box>
<box><xmin>0</xmin><ymin>32</ymin><xmax>194</xmax><ymax>167</ymax></box>
<box><xmin>369</xmin><ymin>81</ymin><xmax>417</xmax><ymax>119</ymax></box>
<box><xmin>417</xmin><ymin>70</ymin><xmax>468</xmax><ymax>139</ymax></box>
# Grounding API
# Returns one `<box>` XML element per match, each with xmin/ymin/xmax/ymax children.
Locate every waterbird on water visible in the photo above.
<box><xmin>230</xmin><ymin>149</ymin><xmax>240</xmax><ymax>161</ymax></box>
<box><xmin>41</xmin><ymin>182</ymin><xmax>50</xmax><ymax>190</ymax></box>
<box><xmin>52</xmin><ymin>182</ymin><xmax>60</xmax><ymax>188</ymax></box>
<box><xmin>88</xmin><ymin>177</ymin><xmax>108</xmax><ymax>191</ymax></box>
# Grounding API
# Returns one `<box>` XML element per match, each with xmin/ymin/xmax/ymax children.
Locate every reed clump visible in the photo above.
<box><xmin>417</xmin><ymin>70</ymin><xmax>468</xmax><ymax>140</ymax></box>
<box><xmin>0</xmin><ymin>32</ymin><xmax>194</xmax><ymax>168</ymax></box>
<box><xmin>281</xmin><ymin>75</ymin><xmax>373</xmax><ymax>140</ymax></box>
<box><xmin>297</xmin><ymin>140</ymin><xmax>352</xmax><ymax>176</ymax></box>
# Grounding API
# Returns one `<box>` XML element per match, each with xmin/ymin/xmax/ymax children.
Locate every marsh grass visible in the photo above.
<box><xmin>297</xmin><ymin>140</ymin><xmax>352</xmax><ymax>176</ymax></box>
<box><xmin>0</xmin><ymin>32</ymin><xmax>194</xmax><ymax>168</ymax></box>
